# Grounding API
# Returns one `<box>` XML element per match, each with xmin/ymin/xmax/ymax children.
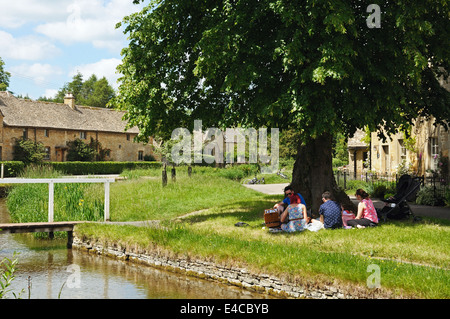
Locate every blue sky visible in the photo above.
<box><xmin>0</xmin><ymin>0</ymin><xmax>145</xmax><ymax>99</ymax></box>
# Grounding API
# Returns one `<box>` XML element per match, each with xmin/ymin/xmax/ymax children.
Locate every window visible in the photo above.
<box><xmin>80</xmin><ymin>131</ymin><xmax>87</xmax><ymax>139</ymax></box>
<box><xmin>138</xmin><ymin>151</ymin><xmax>144</xmax><ymax>161</ymax></box>
<box><xmin>23</xmin><ymin>128</ymin><xmax>28</xmax><ymax>139</ymax></box>
<box><xmin>430</xmin><ymin>137</ymin><xmax>439</xmax><ymax>169</ymax></box>
<box><xmin>398</xmin><ymin>139</ymin><xmax>407</xmax><ymax>161</ymax></box>
<box><xmin>127</xmin><ymin>134</ymin><xmax>130</xmax><ymax>141</ymax></box>
<box><xmin>44</xmin><ymin>147</ymin><xmax>51</xmax><ymax>160</ymax></box>
<box><xmin>44</xmin><ymin>129</ymin><xmax>49</xmax><ymax>137</ymax></box>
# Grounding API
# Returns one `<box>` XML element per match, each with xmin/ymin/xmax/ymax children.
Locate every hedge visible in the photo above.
<box><xmin>0</xmin><ymin>161</ymin><xmax>162</xmax><ymax>176</ymax></box>
<box><xmin>46</xmin><ymin>161</ymin><xmax>162</xmax><ymax>175</ymax></box>
<box><xmin>0</xmin><ymin>161</ymin><xmax>26</xmax><ymax>177</ymax></box>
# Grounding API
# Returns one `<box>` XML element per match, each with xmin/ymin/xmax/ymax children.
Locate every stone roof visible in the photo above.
<box><xmin>0</xmin><ymin>91</ymin><xmax>138</xmax><ymax>134</ymax></box>
<box><xmin>347</xmin><ymin>129</ymin><xmax>369</xmax><ymax>149</ymax></box>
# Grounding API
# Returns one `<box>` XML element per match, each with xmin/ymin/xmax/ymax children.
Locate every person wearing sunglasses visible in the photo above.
<box><xmin>273</xmin><ymin>185</ymin><xmax>307</xmax><ymax>217</ymax></box>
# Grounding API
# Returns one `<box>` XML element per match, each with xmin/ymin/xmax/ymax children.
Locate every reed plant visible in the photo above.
<box><xmin>6</xmin><ymin>166</ymin><xmax>104</xmax><ymax>227</ymax></box>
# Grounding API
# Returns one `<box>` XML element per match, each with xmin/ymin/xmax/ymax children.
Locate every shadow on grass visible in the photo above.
<box><xmin>180</xmin><ymin>195</ymin><xmax>450</xmax><ymax>231</ymax></box>
<box><xmin>179</xmin><ymin>199</ymin><xmax>275</xmax><ymax>227</ymax></box>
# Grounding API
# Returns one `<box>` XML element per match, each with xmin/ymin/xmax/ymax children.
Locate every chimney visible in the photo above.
<box><xmin>64</xmin><ymin>93</ymin><xmax>76</xmax><ymax>109</ymax></box>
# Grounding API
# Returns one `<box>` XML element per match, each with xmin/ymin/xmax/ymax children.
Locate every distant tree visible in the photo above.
<box><xmin>44</xmin><ymin>72</ymin><xmax>115</xmax><ymax>108</ymax></box>
<box><xmin>0</xmin><ymin>57</ymin><xmax>11</xmax><ymax>91</ymax></box>
<box><xmin>83</xmin><ymin>76</ymin><xmax>116</xmax><ymax>108</ymax></box>
<box><xmin>15</xmin><ymin>94</ymin><xmax>32</xmax><ymax>100</ymax></box>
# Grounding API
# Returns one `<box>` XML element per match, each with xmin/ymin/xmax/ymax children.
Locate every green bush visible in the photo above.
<box><xmin>371</xmin><ymin>182</ymin><xmax>396</xmax><ymax>199</ymax></box>
<box><xmin>415</xmin><ymin>186</ymin><xmax>446</xmax><ymax>206</ymax></box>
<box><xmin>345</xmin><ymin>179</ymin><xmax>368</xmax><ymax>191</ymax></box>
<box><xmin>216</xmin><ymin>164</ymin><xmax>259</xmax><ymax>180</ymax></box>
<box><xmin>12</xmin><ymin>138</ymin><xmax>46</xmax><ymax>164</ymax></box>
<box><xmin>445</xmin><ymin>188</ymin><xmax>450</xmax><ymax>207</ymax></box>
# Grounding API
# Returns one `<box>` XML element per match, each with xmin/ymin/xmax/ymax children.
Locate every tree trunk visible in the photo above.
<box><xmin>291</xmin><ymin>132</ymin><xmax>356</xmax><ymax>217</ymax></box>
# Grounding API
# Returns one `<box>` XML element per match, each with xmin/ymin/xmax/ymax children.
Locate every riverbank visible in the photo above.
<box><xmin>72</xmin><ymin>213</ymin><xmax>450</xmax><ymax>299</ymax></box>
<box><xmin>71</xmin><ymin>232</ymin><xmax>384</xmax><ymax>299</ymax></box>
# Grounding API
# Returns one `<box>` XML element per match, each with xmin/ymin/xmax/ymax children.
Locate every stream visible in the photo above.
<box><xmin>0</xmin><ymin>199</ymin><xmax>272</xmax><ymax>299</ymax></box>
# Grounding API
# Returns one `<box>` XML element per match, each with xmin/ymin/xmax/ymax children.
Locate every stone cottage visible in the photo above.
<box><xmin>0</xmin><ymin>91</ymin><xmax>154</xmax><ymax>162</ymax></box>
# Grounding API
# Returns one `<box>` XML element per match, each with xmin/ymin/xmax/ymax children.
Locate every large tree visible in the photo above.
<box><xmin>113</xmin><ymin>0</ymin><xmax>449</xmax><ymax>212</ymax></box>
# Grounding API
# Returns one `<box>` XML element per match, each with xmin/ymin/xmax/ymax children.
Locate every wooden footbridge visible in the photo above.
<box><xmin>0</xmin><ymin>175</ymin><xmax>115</xmax><ymax>248</ymax></box>
<box><xmin>0</xmin><ymin>221</ymin><xmax>87</xmax><ymax>248</ymax></box>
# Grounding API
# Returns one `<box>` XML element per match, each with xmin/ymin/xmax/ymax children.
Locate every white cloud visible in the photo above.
<box><xmin>10</xmin><ymin>63</ymin><xmax>63</xmax><ymax>86</ymax></box>
<box><xmin>0</xmin><ymin>31</ymin><xmax>61</xmax><ymax>61</ymax></box>
<box><xmin>35</xmin><ymin>0</ymin><xmax>143</xmax><ymax>51</ymax></box>
<box><xmin>70</xmin><ymin>58</ymin><xmax>122</xmax><ymax>89</ymax></box>
<box><xmin>44</xmin><ymin>89</ymin><xmax>59</xmax><ymax>99</ymax></box>
<box><xmin>0</xmin><ymin>0</ymin><xmax>73</xmax><ymax>29</ymax></box>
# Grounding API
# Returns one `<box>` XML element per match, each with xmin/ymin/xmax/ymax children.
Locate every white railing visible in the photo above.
<box><xmin>0</xmin><ymin>177</ymin><xmax>115</xmax><ymax>222</ymax></box>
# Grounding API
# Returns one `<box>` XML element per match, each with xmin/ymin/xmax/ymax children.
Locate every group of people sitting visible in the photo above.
<box><xmin>271</xmin><ymin>186</ymin><xmax>379</xmax><ymax>233</ymax></box>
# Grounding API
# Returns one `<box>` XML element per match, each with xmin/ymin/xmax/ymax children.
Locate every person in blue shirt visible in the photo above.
<box><xmin>319</xmin><ymin>191</ymin><xmax>342</xmax><ymax>229</ymax></box>
<box><xmin>282</xmin><ymin>185</ymin><xmax>306</xmax><ymax>206</ymax></box>
<box><xmin>273</xmin><ymin>185</ymin><xmax>307</xmax><ymax>219</ymax></box>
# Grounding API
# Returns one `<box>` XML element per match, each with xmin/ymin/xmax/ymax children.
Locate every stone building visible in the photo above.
<box><xmin>0</xmin><ymin>91</ymin><xmax>154</xmax><ymax>162</ymax></box>
<box><xmin>347</xmin><ymin>129</ymin><xmax>370</xmax><ymax>178</ymax></box>
<box><xmin>347</xmin><ymin>120</ymin><xmax>449</xmax><ymax>179</ymax></box>
<box><xmin>347</xmin><ymin>76</ymin><xmax>449</xmax><ymax>180</ymax></box>
<box><xmin>370</xmin><ymin>119</ymin><xmax>449</xmax><ymax>177</ymax></box>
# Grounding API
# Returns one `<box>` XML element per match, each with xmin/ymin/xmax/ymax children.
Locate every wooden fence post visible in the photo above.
<box><xmin>171</xmin><ymin>165</ymin><xmax>176</xmax><ymax>182</ymax></box>
<box><xmin>162</xmin><ymin>164</ymin><xmax>168</xmax><ymax>187</ymax></box>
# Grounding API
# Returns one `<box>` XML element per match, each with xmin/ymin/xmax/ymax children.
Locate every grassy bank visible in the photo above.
<box><xmin>5</xmin><ymin>166</ymin><xmax>450</xmax><ymax>298</ymax></box>
<box><xmin>75</xmin><ymin>212</ymin><xmax>450</xmax><ymax>299</ymax></box>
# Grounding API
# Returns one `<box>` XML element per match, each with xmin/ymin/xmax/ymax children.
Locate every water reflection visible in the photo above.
<box><xmin>0</xmin><ymin>199</ymin><xmax>272</xmax><ymax>299</ymax></box>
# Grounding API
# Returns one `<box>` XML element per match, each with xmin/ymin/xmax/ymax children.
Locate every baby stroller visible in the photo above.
<box><xmin>377</xmin><ymin>174</ymin><xmax>422</xmax><ymax>222</ymax></box>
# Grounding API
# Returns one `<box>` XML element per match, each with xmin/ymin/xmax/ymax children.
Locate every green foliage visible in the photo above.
<box><xmin>0</xmin><ymin>57</ymin><xmax>10</xmax><ymax>91</ymax></box>
<box><xmin>113</xmin><ymin>1</ymin><xmax>449</xmax><ymax>143</ymax></box>
<box><xmin>12</xmin><ymin>138</ymin><xmax>47</xmax><ymax>164</ymax></box>
<box><xmin>0</xmin><ymin>252</ymin><xmax>22</xmax><ymax>299</ymax></box>
<box><xmin>333</xmin><ymin>132</ymin><xmax>349</xmax><ymax>165</ymax></box>
<box><xmin>279</xmin><ymin>129</ymin><xmax>301</xmax><ymax>160</ymax></box>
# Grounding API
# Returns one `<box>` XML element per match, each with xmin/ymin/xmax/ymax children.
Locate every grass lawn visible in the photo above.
<box><xmin>6</xmin><ymin>166</ymin><xmax>450</xmax><ymax>298</ymax></box>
